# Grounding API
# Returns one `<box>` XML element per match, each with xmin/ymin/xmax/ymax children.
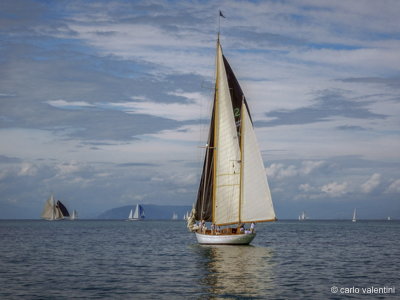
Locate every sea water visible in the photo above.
<box><xmin>0</xmin><ymin>220</ymin><xmax>398</xmax><ymax>299</ymax></box>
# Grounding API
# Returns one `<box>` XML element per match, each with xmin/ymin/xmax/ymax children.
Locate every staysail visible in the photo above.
<box><xmin>194</xmin><ymin>37</ymin><xmax>276</xmax><ymax>226</ymax></box>
<box><xmin>240</xmin><ymin>103</ymin><xmax>275</xmax><ymax>222</ymax></box>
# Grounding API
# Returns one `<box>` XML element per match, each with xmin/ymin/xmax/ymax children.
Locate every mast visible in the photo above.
<box><xmin>212</xmin><ymin>35</ymin><xmax>220</xmax><ymax>225</ymax></box>
<box><xmin>51</xmin><ymin>195</ymin><xmax>55</xmax><ymax>220</ymax></box>
<box><xmin>239</xmin><ymin>99</ymin><xmax>244</xmax><ymax>224</ymax></box>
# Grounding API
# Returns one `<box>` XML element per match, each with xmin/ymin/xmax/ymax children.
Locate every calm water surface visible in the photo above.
<box><xmin>0</xmin><ymin>220</ymin><xmax>398</xmax><ymax>299</ymax></box>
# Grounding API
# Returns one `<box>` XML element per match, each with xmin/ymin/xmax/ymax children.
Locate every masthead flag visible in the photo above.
<box><xmin>219</xmin><ymin>10</ymin><xmax>226</xmax><ymax>18</ymax></box>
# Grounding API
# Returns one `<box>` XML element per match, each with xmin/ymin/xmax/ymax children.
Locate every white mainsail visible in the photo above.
<box><xmin>240</xmin><ymin>103</ymin><xmax>276</xmax><ymax>222</ymax></box>
<box><xmin>213</xmin><ymin>42</ymin><xmax>241</xmax><ymax>226</ymax></box>
<box><xmin>133</xmin><ymin>205</ymin><xmax>139</xmax><ymax>219</ymax></box>
<box><xmin>352</xmin><ymin>209</ymin><xmax>356</xmax><ymax>222</ymax></box>
<box><xmin>41</xmin><ymin>195</ymin><xmax>55</xmax><ymax>220</ymax></box>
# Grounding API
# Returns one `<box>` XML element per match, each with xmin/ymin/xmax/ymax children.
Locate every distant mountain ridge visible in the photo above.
<box><xmin>98</xmin><ymin>204</ymin><xmax>192</xmax><ymax>220</ymax></box>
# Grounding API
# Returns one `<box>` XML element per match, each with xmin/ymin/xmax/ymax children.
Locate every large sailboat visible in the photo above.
<box><xmin>127</xmin><ymin>204</ymin><xmax>145</xmax><ymax>221</ymax></box>
<box><xmin>41</xmin><ymin>194</ymin><xmax>70</xmax><ymax>221</ymax></box>
<box><xmin>187</xmin><ymin>35</ymin><xmax>277</xmax><ymax>245</ymax></box>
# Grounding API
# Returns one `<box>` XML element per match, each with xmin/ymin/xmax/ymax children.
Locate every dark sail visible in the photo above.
<box><xmin>222</xmin><ymin>55</ymin><xmax>252</xmax><ymax>142</ymax></box>
<box><xmin>56</xmin><ymin>200</ymin><xmax>70</xmax><ymax>217</ymax></box>
<box><xmin>194</xmin><ymin>104</ymin><xmax>215</xmax><ymax>222</ymax></box>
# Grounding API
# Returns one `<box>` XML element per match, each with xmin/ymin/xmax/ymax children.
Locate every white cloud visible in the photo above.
<box><xmin>299</xmin><ymin>183</ymin><xmax>314</xmax><ymax>192</ymax></box>
<box><xmin>18</xmin><ymin>163</ymin><xmax>38</xmax><ymax>176</ymax></box>
<box><xmin>46</xmin><ymin>99</ymin><xmax>95</xmax><ymax>109</ymax></box>
<box><xmin>267</xmin><ymin>160</ymin><xmax>326</xmax><ymax>179</ymax></box>
<box><xmin>267</xmin><ymin>163</ymin><xmax>297</xmax><ymax>179</ymax></box>
<box><xmin>386</xmin><ymin>179</ymin><xmax>400</xmax><ymax>193</ymax></box>
<box><xmin>321</xmin><ymin>181</ymin><xmax>348</xmax><ymax>197</ymax></box>
<box><xmin>361</xmin><ymin>173</ymin><xmax>381</xmax><ymax>193</ymax></box>
<box><xmin>108</xmin><ymin>91</ymin><xmax>210</xmax><ymax>121</ymax></box>
<box><xmin>301</xmin><ymin>160</ymin><xmax>325</xmax><ymax>175</ymax></box>
<box><xmin>56</xmin><ymin>161</ymin><xmax>85</xmax><ymax>176</ymax></box>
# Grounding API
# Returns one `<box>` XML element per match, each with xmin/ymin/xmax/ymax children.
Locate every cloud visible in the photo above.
<box><xmin>301</xmin><ymin>160</ymin><xmax>326</xmax><ymax>175</ymax></box>
<box><xmin>321</xmin><ymin>181</ymin><xmax>348</xmax><ymax>197</ymax></box>
<box><xmin>267</xmin><ymin>163</ymin><xmax>297</xmax><ymax>179</ymax></box>
<box><xmin>339</xmin><ymin>77</ymin><xmax>400</xmax><ymax>90</ymax></box>
<box><xmin>299</xmin><ymin>183</ymin><xmax>314</xmax><ymax>192</ymax></box>
<box><xmin>267</xmin><ymin>160</ymin><xmax>326</xmax><ymax>179</ymax></box>
<box><xmin>386</xmin><ymin>179</ymin><xmax>400</xmax><ymax>194</ymax></box>
<box><xmin>258</xmin><ymin>89</ymin><xmax>386</xmax><ymax>127</ymax></box>
<box><xmin>18</xmin><ymin>163</ymin><xmax>38</xmax><ymax>176</ymax></box>
<box><xmin>336</xmin><ymin>125</ymin><xmax>367</xmax><ymax>131</ymax></box>
<box><xmin>361</xmin><ymin>173</ymin><xmax>381</xmax><ymax>193</ymax></box>
<box><xmin>107</xmin><ymin>91</ymin><xmax>209</xmax><ymax>121</ymax></box>
<box><xmin>46</xmin><ymin>100</ymin><xmax>95</xmax><ymax>109</ymax></box>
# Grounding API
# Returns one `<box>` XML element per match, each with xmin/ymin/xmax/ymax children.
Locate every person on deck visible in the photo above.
<box><xmin>250</xmin><ymin>222</ymin><xmax>255</xmax><ymax>233</ymax></box>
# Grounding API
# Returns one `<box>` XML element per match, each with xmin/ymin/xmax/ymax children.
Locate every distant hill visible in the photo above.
<box><xmin>98</xmin><ymin>204</ymin><xmax>192</xmax><ymax>220</ymax></box>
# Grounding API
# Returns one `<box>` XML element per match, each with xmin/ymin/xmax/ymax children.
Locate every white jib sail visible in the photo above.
<box><xmin>240</xmin><ymin>103</ymin><xmax>276</xmax><ymax>222</ymax></box>
<box><xmin>214</xmin><ymin>42</ymin><xmax>241</xmax><ymax>225</ymax></box>
<box><xmin>128</xmin><ymin>209</ymin><xmax>133</xmax><ymax>219</ymax></box>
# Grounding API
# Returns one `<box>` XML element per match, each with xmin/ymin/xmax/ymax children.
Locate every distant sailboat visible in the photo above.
<box><xmin>352</xmin><ymin>209</ymin><xmax>356</xmax><ymax>222</ymax></box>
<box><xmin>387</xmin><ymin>216</ymin><xmax>391</xmax><ymax>221</ymax></box>
<box><xmin>183</xmin><ymin>211</ymin><xmax>189</xmax><ymax>220</ymax></box>
<box><xmin>299</xmin><ymin>211</ymin><xmax>306</xmax><ymax>221</ymax></box>
<box><xmin>172</xmin><ymin>212</ymin><xmax>178</xmax><ymax>220</ymax></box>
<box><xmin>128</xmin><ymin>204</ymin><xmax>145</xmax><ymax>221</ymax></box>
<box><xmin>70</xmin><ymin>210</ymin><xmax>77</xmax><ymax>220</ymax></box>
<box><xmin>41</xmin><ymin>194</ymin><xmax>70</xmax><ymax>221</ymax></box>
<box><xmin>187</xmin><ymin>33</ymin><xmax>276</xmax><ymax>245</ymax></box>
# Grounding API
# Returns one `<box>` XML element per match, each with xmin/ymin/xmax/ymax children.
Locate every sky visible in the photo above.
<box><xmin>0</xmin><ymin>0</ymin><xmax>399</xmax><ymax>219</ymax></box>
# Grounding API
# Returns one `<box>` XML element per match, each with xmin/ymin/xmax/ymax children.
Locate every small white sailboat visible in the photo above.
<box><xmin>70</xmin><ymin>210</ymin><xmax>77</xmax><ymax>220</ymax></box>
<box><xmin>352</xmin><ymin>208</ymin><xmax>356</xmax><ymax>222</ymax></box>
<box><xmin>187</xmin><ymin>32</ymin><xmax>276</xmax><ymax>245</ymax></box>
<box><xmin>127</xmin><ymin>204</ymin><xmax>145</xmax><ymax>221</ymax></box>
<box><xmin>41</xmin><ymin>194</ymin><xmax>70</xmax><ymax>221</ymax></box>
<box><xmin>387</xmin><ymin>216</ymin><xmax>391</xmax><ymax>221</ymax></box>
<box><xmin>299</xmin><ymin>211</ymin><xmax>306</xmax><ymax>221</ymax></box>
<box><xmin>172</xmin><ymin>212</ymin><xmax>178</xmax><ymax>220</ymax></box>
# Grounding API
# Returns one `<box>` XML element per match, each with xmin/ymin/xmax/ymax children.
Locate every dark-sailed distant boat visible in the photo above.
<box><xmin>41</xmin><ymin>194</ymin><xmax>70</xmax><ymax>221</ymax></box>
<box><xmin>187</xmin><ymin>34</ymin><xmax>277</xmax><ymax>245</ymax></box>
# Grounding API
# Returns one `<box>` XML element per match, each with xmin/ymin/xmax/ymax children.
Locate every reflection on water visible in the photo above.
<box><xmin>193</xmin><ymin>245</ymin><xmax>275</xmax><ymax>299</ymax></box>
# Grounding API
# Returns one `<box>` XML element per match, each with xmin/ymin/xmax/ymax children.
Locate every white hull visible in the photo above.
<box><xmin>195</xmin><ymin>232</ymin><xmax>256</xmax><ymax>245</ymax></box>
